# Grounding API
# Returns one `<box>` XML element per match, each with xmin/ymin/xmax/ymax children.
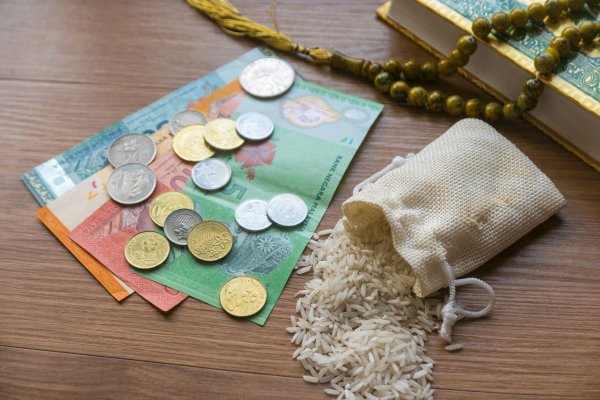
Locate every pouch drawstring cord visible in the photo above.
<box><xmin>354</xmin><ymin>156</ymin><xmax>496</xmax><ymax>345</ymax></box>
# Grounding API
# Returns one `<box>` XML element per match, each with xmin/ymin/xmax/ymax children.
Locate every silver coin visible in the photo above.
<box><xmin>169</xmin><ymin>109</ymin><xmax>209</xmax><ymax>136</ymax></box>
<box><xmin>164</xmin><ymin>208</ymin><xmax>203</xmax><ymax>246</ymax></box>
<box><xmin>235</xmin><ymin>112</ymin><xmax>274</xmax><ymax>141</ymax></box>
<box><xmin>107</xmin><ymin>133</ymin><xmax>157</xmax><ymax>168</ymax></box>
<box><xmin>106</xmin><ymin>163</ymin><xmax>157</xmax><ymax>205</ymax></box>
<box><xmin>235</xmin><ymin>199</ymin><xmax>272</xmax><ymax>232</ymax></box>
<box><xmin>239</xmin><ymin>57</ymin><xmax>295</xmax><ymax>98</ymax></box>
<box><xmin>266</xmin><ymin>193</ymin><xmax>308</xmax><ymax>227</ymax></box>
<box><xmin>192</xmin><ymin>158</ymin><xmax>232</xmax><ymax>191</ymax></box>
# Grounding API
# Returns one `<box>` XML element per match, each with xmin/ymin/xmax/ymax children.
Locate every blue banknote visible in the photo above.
<box><xmin>22</xmin><ymin>46</ymin><xmax>278</xmax><ymax>206</ymax></box>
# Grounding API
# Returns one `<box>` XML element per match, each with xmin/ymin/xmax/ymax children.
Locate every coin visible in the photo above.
<box><xmin>219</xmin><ymin>276</ymin><xmax>267</xmax><ymax>317</ymax></box>
<box><xmin>124</xmin><ymin>231</ymin><xmax>170</xmax><ymax>269</ymax></box>
<box><xmin>169</xmin><ymin>109</ymin><xmax>209</xmax><ymax>136</ymax></box>
<box><xmin>239</xmin><ymin>57</ymin><xmax>295</xmax><ymax>98</ymax></box>
<box><xmin>235</xmin><ymin>199</ymin><xmax>272</xmax><ymax>232</ymax></box>
<box><xmin>107</xmin><ymin>133</ymin><xmax>157</xmax><ymax>168</ymax></box>
<box><xmin>235</xmin><ymin>112</ymin><xmax>274</xmax><ymax>141</ymax></box>
<box><xmin>172</xmin><ymin>124</ymin><xmax>216</xmax><ymax>162</ymax></box>
<box><xmin>187</xmin><ymin>220</ymin><xmax>234</xmax><ymax>262</ymax></box>
<box><xmin>266</xmin><ymin>193</ymin><xmax>308</xmax><ymax>227</ymax></box>
<box><xmin>107</xmin><ymin>163</ymin><xmax>157</xmax><ymax>205</ymax></box>
<box><xmin>192</xmin><ymin>158</ymin><xmax>232</xmax><ymax>191</ymax></box>
<box><xmin>149</xmin><ymin>191</ymin><xmax>194</xmax><ymax>227</ymax></box>
<box><xmin>204</xmin><ymin>118</ymin><xmax>245</xmax><ymax>150</ymax></box>
<box><xmin>164</xmin><ymin>208</ymin><xmax>203</xmax><ymax>246</ymax></box>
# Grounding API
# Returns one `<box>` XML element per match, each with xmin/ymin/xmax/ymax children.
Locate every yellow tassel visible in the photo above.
<box><xmin>186</xmin><ymin>0</ymin><xmax>331</xmax><ymax>63</ymax></box>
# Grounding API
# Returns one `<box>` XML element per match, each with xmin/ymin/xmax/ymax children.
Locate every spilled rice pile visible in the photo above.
<box><xmin>288</xmin><ymin>219</ymin><xmax>444</xmax><ymax>400</ymax></box>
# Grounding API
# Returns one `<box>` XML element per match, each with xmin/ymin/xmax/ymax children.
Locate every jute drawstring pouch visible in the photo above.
<box><xmin>342</xmin><ymin>119</ymin><xmax>566</xmax><ymax>342</ymax></box>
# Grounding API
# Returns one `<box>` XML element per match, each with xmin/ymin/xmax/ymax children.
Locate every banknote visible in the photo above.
<box><xmin>22</xmin><ymin>46</ymin><xmax>279</xmax><ymax>206</ymax></box>
<box><xmin>35</xmin><ymin>126</ymin><xmax>176</xmax><ymax>300</ymax></box>
<box><xmin>135</xmin><ymin>78</ymin><xmax>384</xmax><ymax>324</ymax></box>
<box><xmin>69</xmin><ymin>149</ymin><xmax>196</xmax><ymax>311</ymax></box>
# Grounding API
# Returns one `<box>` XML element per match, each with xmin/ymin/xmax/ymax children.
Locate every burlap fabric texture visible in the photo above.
<box><xmin>342</xmin><ymin>119</ymin><xmax>566</xmax><ymax>341</ymax></box>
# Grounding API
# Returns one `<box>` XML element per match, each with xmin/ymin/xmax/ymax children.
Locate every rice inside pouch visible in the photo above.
<box><xmin>342</xmin><ymin>119</ymin><xmax>566</xmax><ymax>342</ymax></box>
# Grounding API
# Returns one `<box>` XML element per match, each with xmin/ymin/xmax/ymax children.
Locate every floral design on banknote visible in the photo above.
<box><xmin>219</xmin><ymin>222</ymin><xmax>292</xmax><ymax>276</ymax></box>
<box><xmin>283</xmin><ymin>96</ymin><xmax>340</xmax><ymax>127</ymax></box>
<box><xmin>235</xmin><ymin>141</ymin><xmax>276</xmax><ymax>180</ymax></box>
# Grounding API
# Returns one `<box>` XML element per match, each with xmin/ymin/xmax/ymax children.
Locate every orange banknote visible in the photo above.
<box><xmin>36</xmin><ymin>126</ymin><xmax>173</xmax><ymax>301</ymax></box>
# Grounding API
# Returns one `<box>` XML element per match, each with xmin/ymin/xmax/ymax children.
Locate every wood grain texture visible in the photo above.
<box><xmin>1</xmin><ymin>0</ymin><xmax>599</xmax><ymax>398</ymax></box>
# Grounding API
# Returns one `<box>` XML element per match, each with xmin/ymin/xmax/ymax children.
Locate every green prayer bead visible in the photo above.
<box><xmin>366</xmin><ymin>63</ymin><xmax>383</xmax><ymax>81</ymax></box>
<box><xmin>449</xmin><ymin>48</ymin><xmax>469</xmax><ymax>67</ymax></box>
<box><xmin>528</xmin><ymin>3</ymin><xmax>546</xmax><ymax>24</ymax></box>
<box><xmin>545</xmin><ymin>47</ymin><xmax>561</xmax><ymax>62</ymax></box>
<box><xmin>465</xmin><ymin>99</ymin><xmax>484</xmax><ymax>118</ymax></box>
<box><xmin>534</xmin><ymin>52</ymin><xmax>555</xmax><ymax>74</ymax></box>
<box><xmin>550</xmin><ymin>36</ymin><xmax>570</xmax><ymax>57</ymax></box>
<box><xmin>545</xmin><ymin>0</ymin><xmax>565</xmax><ymax>19</ymax></box>
<box><xmin>491</xmin><ymin>12</ymin><xmax>511</xmax><ymax>33</ymax></box>
<box><xmin>568</xmin><ymin>0</ymin><xmax>586</xmax><ymax>10</ymax></box>
<box><xmin>383</xmin><ymin>59</ymin><xmax>402</xmax><ymax>78</ymax></box>
<box><xmin>523</xmin><ymin>78</ymin><xmax>544</xmax><ymax>98</ymax></box>
<box><xmin>457</xmin><ymin>36</ymin><xmax>477</xmax><ymax>56</ymax></box>
<box><xmin>445</xmin><ymin>95</ymin><xmax>464</xmax><ymax>116</ymax></box>
<box><xmin>427</xmin><ymin>91</ymin><xmax>446</xmax><ymax>112</ymax></box>
<box><xmin>517</xmin><ymin>93</ymin><xmax>538</xmax><ymax>111</ymax></box>
<box><xmin>402</xmin><ymin>59</ymin><xmax>421</xmax><ymax>80</ymax></box>
<box><xmin>484</xmin><ymin>102</ymin><xmax>503</xmax><ymax>123</ymax></box>
<box><xmin>389</xmin><ymin>81</ymin><xmax>410</xmax><ymax>102</ymax></box>
<box><xmin>408</xmin><ymin>87</ymin><xmax>427</xmax><ymax>107</ymax></box>
<box><xmin>438</xmin><ymin>59</ymin><xmax>457</xmax><ymax>77</ymax></box>
<box><xmin>510</xmin><ymin>8</ymin><xmax>529</xmax><ymax>29</ymax></box>
<box><xmin>579</xmin><ymin>21</ymin><xmax>599</xmax><ymax>45</ymax></box>
<box><xmin>420</xmin><ymin>61</ymin><xmax>439</xmax><ymax>81</ymax></box>
<box><xmin>374</xmin><ymin>72</ymin><xmax>394</xmax><ymax>93</ymax></box>
<box><xmin>472</xmin><ymin>17</ymin><xmax>492</xmax><ymax>39</ymax></box>
<box><xmin>503</xmin><ymin>101</ymin><xmax>523</xmax><ymax>120</ymax></box>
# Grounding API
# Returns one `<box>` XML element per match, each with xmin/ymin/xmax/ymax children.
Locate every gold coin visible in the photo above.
<box><xmin>204</xmin><ymin>118</ymin><xmax>245</xmax><ymax>151</ymax></box>
<box><xmin>149</xmin><ymin>191</ymin><xmax>194</xmax><ymax>227</ymax></box>
<box><xmin>187</xmin><ymin>220</ymin><xmax>233</xmax><ymax>262</ymax></box>
<box><xmin>219</xmin><ymin>276</ymin><xmax>267</xmax><ymax>317</ymax></box>
<box><xmin>124</xmin><ymin>231</ymin><xmax>170</xmax><ymax>270</ymax></box>
<box><xmin>172</xmin><ymin>124</ymin><xmax>216</xmax><ymax>162</ymax></box>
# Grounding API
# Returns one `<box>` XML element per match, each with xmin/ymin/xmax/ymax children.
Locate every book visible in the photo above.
<box><xmin>377</xmin><ymin>0</ymin><xmax>600</xmax><ymax>173</ymax></box>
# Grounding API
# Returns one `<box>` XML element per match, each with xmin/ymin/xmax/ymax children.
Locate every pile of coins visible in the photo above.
<box><xmin>110</xmin><ymin>57</ymin><xmax>301</xmax><ymax>318</ymax></box>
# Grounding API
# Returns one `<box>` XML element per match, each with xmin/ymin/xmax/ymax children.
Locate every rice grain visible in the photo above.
<box><xmin>288</xmin><ymin>219</ymin><xmax>442</xmax><ymax>400</ymax></box>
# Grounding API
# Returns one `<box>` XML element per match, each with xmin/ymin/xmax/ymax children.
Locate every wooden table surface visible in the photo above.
<box><xmin>1</xmin><ymin>0</ymin><xmax>599</xmax><ymax>399</ymax></box>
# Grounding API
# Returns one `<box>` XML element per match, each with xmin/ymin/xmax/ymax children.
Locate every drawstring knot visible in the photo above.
<box><xmin>440</xmin><ymin>261</ymin><xmax>496</xmax><ymax>343</ymax></box>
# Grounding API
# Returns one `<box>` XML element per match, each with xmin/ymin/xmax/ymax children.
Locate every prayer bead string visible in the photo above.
<box><xmin>187</xmin><ymin>0</ymin><xmax>600</xmax><ymax>123</ymax></box>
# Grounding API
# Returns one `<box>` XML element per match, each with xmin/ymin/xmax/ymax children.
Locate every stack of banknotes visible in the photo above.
<box><xmin>24</xmin><ymin>46</ymin><xmax>384</xmax><ymax>324</ymax></box>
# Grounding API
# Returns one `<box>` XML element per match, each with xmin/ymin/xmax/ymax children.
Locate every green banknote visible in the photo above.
<box><xmin>135</xmin><ymin>79</ymin><xmax>383</xmax><ymax>324</ymax></box>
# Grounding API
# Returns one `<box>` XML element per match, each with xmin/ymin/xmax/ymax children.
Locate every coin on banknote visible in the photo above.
<box><xmin>235</xmin><ymin>199</ymin><xmax>272</xmax><ymax>232</ymax></box>
<box><xmin>107</xmin><ymin>163</ymin><xmax>157</xmax><ymax>205</ymax></box>
<box><xmin>204</xmin><ymin>118</ymin><xmax>245</xmax><ymax>151</ymax></box>
<box><xmin>219</xmin><ymin>276</ymin><xmax>267</xmax><ymax>317</ymax></box>
<box><xmin>266</xmin><ymin>193</ymin><xmax>308</xmax><ymax>227</ymax></box>
<box><xmin>149</xmin><ymin>191</ymin><xmax>194</xmax><ymax>227</ymax></box>
<box><xmin>164</xmin><ymin>208</ymin><xmax>203</xmax><ymax>246</ymax></box>
<box><xmin>124</xmin><ymin>231</ymin><xmax>170</xmax><ymax>269</ymax></box>
<box><xmin>239</xmin><ymin>57</ymin><xmax>295</xmax><ymax>98</ymax></box>
<box><xmin>169</xmin><ymin>110</ymin><xmax>209</xmax><ymax>136</ymax></box>
<box><xmin>107</xmin><ymin>133</ymin><xmax>157</xmax><ymax>168</ymax></box>
<box><xmin>192</xmin><ymin>158</ymin><xmax>232</xmax><ymax>191</ymax></box>
<box><xmin>235</xmin><ymin>112</ymin><xmax>274</xmax><ymax>141</ymax></box>
<box><xmin>172</xmin><ymin>124</ymin><xmax>216</xmax><ymax>162</ymax></box>
<box><xmin>187</xmin><ymin>220</ymin><xmax>234</xmax><ymax>262</ymax></box>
